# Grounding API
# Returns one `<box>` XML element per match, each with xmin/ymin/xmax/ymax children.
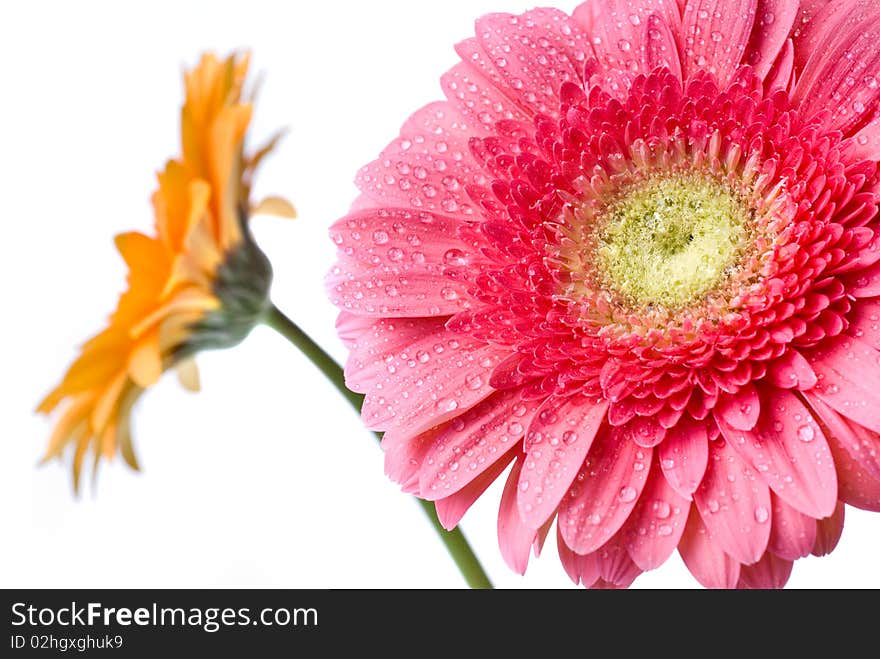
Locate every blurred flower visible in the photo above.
<box><xmin>328</xmin><ymin>1</ymin><xmax>880</xmax><ymax>587</ymax></box>
<box><xmin>39</xmin><ymin>52</ymin><xmax>294</xmax><ymax>490</ymax></box>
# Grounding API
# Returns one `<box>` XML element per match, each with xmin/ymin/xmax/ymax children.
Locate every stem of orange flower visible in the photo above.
<box><xmin>263</xmin><ymin>303</ymin><xmax>493</xmax><ymax>589</ymax></box>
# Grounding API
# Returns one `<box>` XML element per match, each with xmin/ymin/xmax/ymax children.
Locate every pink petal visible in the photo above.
<box><xmin>678</xmin><ymin>506</ymin><xmax>741</xmax><ymax>588</ymax></box>
<box><xmin>849</xmin><ymin>299</ymin><xmax>880</xmax><ymax>352</ymax></box>
<box><xmin>742</xmin><ymin>0</ymin><xmax>799</xmax><ymax>79</ymax></box>
<box><xmin>792</xmin><ymin>1</ymin><xmax>865</xmax><ymax>73</ymax></box>
<box><xmin>644</xmin><ymin>13</ymin><xmax>683</xmax><ymax>80</ymax></box>
<box><xmin>335</xmin><ymin>311</ymin><xmax>371</xmax><ymax>349</ymax></box>
<box><xmin>737</xmin><ymin>552</ymin><xmax>793</xmax><ymax>588</ymax></box>
<box><xmin>659</xmin><ymin>416</ymin><xmax>709</xmax><ymax>499</ymax></box>
<box><xmin>517</xmin><ymin>396</ymin><xmax>609</xmax><ymax>529</ymax></box>
<box><xmin>850</xmin><ymin>116</ymin><xmax>880</xmax><ymax>162</ymax></box>
<box><xmin>718</xmin><ymin>386</ymin><xmax>838</xmax><ymax>518</ymax></box>
<box><xmin>681</xmin><ymin>0</ymin><xmax>758</xmax><ymax>86</ymax></box>
<box><xmin>596</xmin><ymin>535</ymin><xmax>643</xmax><ymax>588</ymax></box>
<box><xmin>811</xmin><ymin>501</ymin><xmax>845</xmax><ymax>556</ymax></box>
<box><xmin>329</xmin><ymin>208</ymin><xmax>483</xmax><ymax>272</ymax></box>
<box><xmin>532</xmin><ymin>517</ymin><xmax>554</xmax><ymax>559</ymax></box>
<box><xmin>327</xmin><ymin>265</ymin><xmax>472</xmax><ymax>318</ymax></box>
<box><xmin>714</xmin><ymin>382</ymin><xmax>760</xmax><ymax>431</ymax></box>
<box><xmin>474</xmin><ymin>9</ymin><xmax>589</xmax><ymax>116</ymax></box>
<box><xmin>694</xmin><ymin>436</ymin><xmax>771</xmax><ymax>565</ymax></box>
<box><xmin>767</xmin><ymin>493</ymin><xmax>817</xmax><ymax>561</ymax></box>
<box><xmin>762</xmin><ymin>38</ymin><xmax>794</xmax><ymax>92</ymax></box>
<box><xmin>824</xmin><ymin>422</ymin><xmax>880</xmax><ymax>512</ymax></box>
<box><xmin>558</xmin><ymin>426</ymin><xmax>653</xmax><ymax>555</ymax></box>
<box><xmin>348</xmin><ymin>319</ymin><xmax>506</xmax><ymax>437</ymax></box>
<box><xmin>766</xmin><ymin>349</ymin><xmax>817</xmax><ymax>390</ymax></box>
<box><xmin>420</xmin><ymin>390</ymin><xmax>540</xmax><ymax>500</ymax></box>
<box><xmin>441</xmin><ymin>62</ymin><xmax>531</xmax><ymax>130</ymax></box>
<box><xmin>498</xmin><ymin>453</ymin><xmax>536</xmax><ymax>574</ymax></box>
<box><xmin>844</xmin><ymin>262</ymin><xmax>880</xmax><ymax>297</ymax></box>
<box><xmin>807</xmin><ymin>395</ymin><xmax>880</xmax><ymax>482</ymax></box>
<box><xmin>573</xmin><ymin>0</ymin><xmax>681</xmax><ymax>93</ymax></box>
<box><xmin>355</xmin><ymin>103</ymin><xmax>484</xmax><ymax>219</ymax></box>
<box><xmin>327</xmin><ymin>207</ymin><xmax>487</xmax><ymax>318</ymax></box>
<box><xmin>381</xmin><ymin>431</ymin><xmax>434</xmax><ymax>494</ymax></box>
<box><xmin>621</xmin><ymin>462</ymin><xmax>690</xmax><ymax>571</ymax></box>
<box><xmin>434</xmin><ymin>448</ymin><xmax>517</xmax><ymax>530</ymax></box>
<box><xmin>794</xmin><ymin>12</ymin><xmax>880</xmax><ymax>135</ymax></box>
<box><xmin>807</xmin><ymin>334</ymin><xmax>880</xmax><ymax>434</ymax></box>
<box><xmin>557</xmin><ymin>526</ymin><xmax>600</xmax><ymax>587</ymax></box>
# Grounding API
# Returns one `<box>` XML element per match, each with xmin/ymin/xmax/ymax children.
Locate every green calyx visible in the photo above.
<box><xmin>594</xmin><ymin>174</ymin><xmax>749</xmax><ymax>308</ymax></box>
<box><xmin>177</xmin><ymin>213</ymin><xmax>273</xmax><ymax>359</ymax></box>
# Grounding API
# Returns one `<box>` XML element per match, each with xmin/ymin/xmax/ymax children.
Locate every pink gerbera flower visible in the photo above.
<box><xmin>327</xmin><ymin>0</ymin><xmax>880</xmax><ymax>588</ymax></box>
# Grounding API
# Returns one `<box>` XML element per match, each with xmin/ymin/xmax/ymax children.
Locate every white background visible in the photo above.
<box><xmin>2</xmin><ymin>0</ymin><xmax>877</xmax><ymax>589</ymax></box>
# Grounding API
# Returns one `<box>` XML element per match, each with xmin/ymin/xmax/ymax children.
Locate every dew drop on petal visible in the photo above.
<box><xmin>797</xmin><ymin>425</ymin><xmax>815</xmax><ymax>442</ymax></box>
<box><xmin>443</xmin><ymin>248</ymin><xmax>468</xmax><ymax>266</ymax></box>
<box><xmin>654</xmin><ymin>501</ymin><xmax>671</xmax><ymax>519</ymax></box>
<box><xmin>435</xmin><ymin>398</ymin><xmax>459</xmax><ymax>412</ymax></box>
<box><xmin>465</xmin><ymin>374</ymin><xmax>484</xmax><ymax>390</ymax></box>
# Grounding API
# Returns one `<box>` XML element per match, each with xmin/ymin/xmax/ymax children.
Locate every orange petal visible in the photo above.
<box><xmin>128</xmin><ymin>331</ymin><xmax>162</xmax><ymax>388</ymax></box>
<box><xmin>175</xmin><ymin>358</ymin><xmax>201</xmax><ymax>392</ymax></box>
<box><xmin>90</xmin><ymin>372</ymin><xmax>128</xmax><ymax>434</ymax></box>
<box><xmin>252</xmin><ymin>196</ymin><xmax>296</xmax><ymax>219</ymax></box>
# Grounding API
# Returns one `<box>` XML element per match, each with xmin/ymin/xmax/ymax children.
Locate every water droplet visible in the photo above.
<box><xmin>416</xmin><ymin>350</ymin><xmax>430</xmax><ymax>364</ymax></box>
<box><xmin>658</xmin><ymin>524</ymin><xmax>673</xmax><ymax>537</ymax></box>
<box><xmin>589</xmin><ymin>513</ymin><xmax>602</xmax><ymax>525</ymax></box>
<box><xmin>707</xmin><ymin>499</ymin><xmax>720</xmax><ymax>513</ymax></box>
<box><xmin>508</xmin><ymin>422</ymin><xmax>523</xmax><ymax>435</ymax></box>
<box><xmin>436</xmin><ymin>398</ymin><xmax>459</xmax><ymax>412</ymax></box>
<box><xmin>443</xmin><ymin>248</ymin><xmax>468</xmax><ymax>266</ymax></box>
<box><xmin>617</xmin><ymin>39</ymin><xmax>631</xmax><ymax>52</ymax></box>
<box><xmin>387</xmin><ymin>247</ymin><xmax>404</xmax><ymax>262</ymax></box>
<box><xmin>618</xmin><ymin>486</ymin><xmax>637</xmax><ymax>503</ymax></box>
<box><xmin>562</xmin><ymin>430</ymin><xmax>578</xmax><ymax>445</ymax></box>
<box><xmin>465</xmin><ymin>374</ymin><xmax>484</xmax><ymax>390</ymax></box>
<box><xmin>754</xmin><ymin>506</ymin><xmax>769</xmax><ymax>523</ymax></box>
<box><xmin>654</xmin><ymin>501</ymin><xmax>671</xmax><ymax>519</ymax></box>
<box><xmin>441</xmin><ymin>287</ymin><xmax>458</xmax><ymax>301</ymax></box>
<box><xmin>372</xmin><ymin>230</ymin><xmax>389</xmax><ymax>245</ymax></box>
<box><xmin>797</xmin><ymin>424</ymin><xmax>815</xmax><ymax>442</ymax></box>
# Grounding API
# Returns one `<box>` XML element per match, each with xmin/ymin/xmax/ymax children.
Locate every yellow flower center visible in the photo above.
<box><xmin>593</xmin><ymin>174</ymin><xmax>749</xmax><ymax>308</ymax></box>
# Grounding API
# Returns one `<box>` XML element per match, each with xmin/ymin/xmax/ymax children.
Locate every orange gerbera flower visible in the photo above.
<box><xmin>38</xmin><ymin>52</ymin><xmax>294</xmax><ymax>489</ymax></box>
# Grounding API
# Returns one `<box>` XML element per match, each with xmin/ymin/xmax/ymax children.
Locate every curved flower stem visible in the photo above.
<box><xmin>263</xmin><ymin>303</ymin><xmax>493</xmax><ymax>589</ymax></box>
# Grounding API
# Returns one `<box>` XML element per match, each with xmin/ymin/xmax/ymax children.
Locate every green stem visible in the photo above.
<box><xmin>263</xmin><ymin>303</ymin><xmax>493</xmax><ymax>589</ymax></box>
